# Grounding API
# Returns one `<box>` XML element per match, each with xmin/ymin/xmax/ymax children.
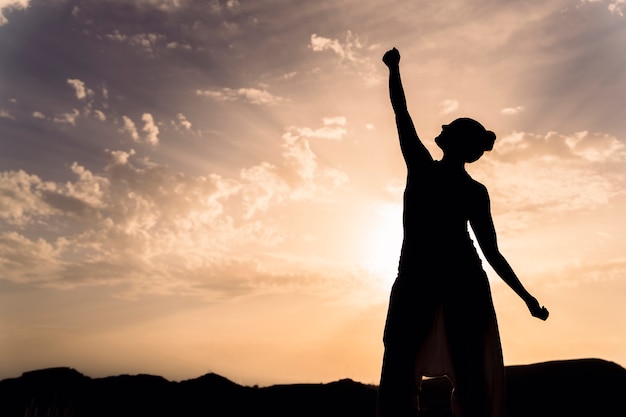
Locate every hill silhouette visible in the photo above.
<box><xmin>0</xmin><ymin>358</ymin><xmax>623</xmax><ymax>417</ymax></box>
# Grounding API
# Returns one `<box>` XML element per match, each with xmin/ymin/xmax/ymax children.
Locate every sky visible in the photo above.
<box><xmin>0</xmin><ymin>0</ymin><xmax>625</xmax><ymax>386</ymax></box>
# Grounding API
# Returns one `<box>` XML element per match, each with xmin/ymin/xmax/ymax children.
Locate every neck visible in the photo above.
<box><xmin>439</xmin><ymin>155</ymin><xmax>466</xmax><ymax>173</ymax></box>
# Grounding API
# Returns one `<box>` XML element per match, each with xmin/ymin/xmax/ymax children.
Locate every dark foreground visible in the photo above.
<box><xmin>1</xmin><ymin>358</ymin><xmax>624</xmax><ymax>417</ymax></box>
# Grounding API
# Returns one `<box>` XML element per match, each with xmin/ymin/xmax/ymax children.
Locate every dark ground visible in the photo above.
<box><xmin>1</xmin><ymin>358</ymin><xmax>624</xmax><ymax>417</ymax></box>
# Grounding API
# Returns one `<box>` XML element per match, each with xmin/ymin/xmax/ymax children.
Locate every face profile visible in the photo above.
<box><xmin>435</xmin><ymin>118</ymin><xmax>497</xmax><ymax>163</ymax></box>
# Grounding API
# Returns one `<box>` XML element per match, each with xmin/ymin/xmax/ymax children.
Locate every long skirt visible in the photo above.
<box><xmin>377</xmin><ymin>266</ymin><xmax>506</xmax><ymax>417</ymax></box>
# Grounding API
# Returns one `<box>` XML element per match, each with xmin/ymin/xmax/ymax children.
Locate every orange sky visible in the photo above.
<box><xmin>1</xmin><ymin>0</ymin><xmax>625</xmax><ymax>385</ymax></box>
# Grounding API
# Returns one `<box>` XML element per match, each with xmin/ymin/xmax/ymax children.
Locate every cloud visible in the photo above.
<box><xmin>284</xmin><ymin>116</ymin><xmax>348</xmax><ymax>142</ymax></box>
<box><xmin>119</xmin><ymin>114</ymin><xmax>159</xmax><ymax>144</ymax></box>
<box><xmin>175</xmin><ymin>113</ymin><xmax>191</xmax><ymax>130</ymax></box>
<box><xmin>239</xmin><ymin>162</ymin><xmax>289</xmax><ymax>219</ymax></box>
<box><xmin>564</xmin><ymin>131</ymin><xmax>626</xmax><ymax>162</ymax></box>
<box><xmin>475</xmin><ymin>130</ymin><xmax>626</xmax><ymax>231</ymax></box>
<box><xmin>0</xmin><ymin>119</ymin><xmax>350</xmax><ymax>296</ymax></box>
<box><xmin>309</xmin><ymin>31</ymin><xmax>382</xmax><ymax>86</ymax></box>
<box><xmin>310</xmin><ymin>34</ymin><xmax>346</xmax><ymax>58</ymax></box>
<box><xmin>280</xmin><ymin>71</ymin><xmax>298</xmax><ymax>80</ymax></box>
<box><xmin>120</xmin><ymin>116</ymin><xmax>139</xmax><ymax>141</ymax></box>
<box><xmin>130</xmin><ymin>0</ymin><xmax>188</xmax><ymax>13</ymax></box>
<box><xmin>501</xmin><ymin>106</ymin><xmax>525</xmax><ymax>115</ymax></box>
<box><xmin>440</xmin><ymin>99</ymin><xmax>459</xmax><ymax>115</ymax></box>
<box><xmin>493</xmin><ymin>130</ymin><xmax>626</xmax><ymax>163</ymax></box>
<box><xmin>94</xmin><ymin>110</ymin><xmax>106</xmax><ymax>121</ymax></box>
<box><xmin>279</xmin><ymin>119</ymin><xmax>350</xmax><ymax>198</ymax></box>
<box><xmin>61</xmin><ymin>79</ymin><xmax>109</xmax><ymax>125</ymax></box>
<box><xmin>0</xmin><ymin>232</ymin><xmax>60</xmax><ymax>286</ymax></box>
<box><xmin>67</xmin><ymin>79</ymin><xmax>88</xmax><ymax>100</ymax></box>
<box><xmin>196</xmin><ymin>87</ymin><xmax>286</xmax><ymax>105</ymax></box>
<box><xmin>0</xmin><ymin>169</ymin><xmax>56</xmax><ymax>225</ymax></box>
<box><xmin>166</xmin><ymin>41</ymin><xmax>192</xmax><ymax>50</ymax></box>
<box><xmin>32</xmin><ymin>111</ymin><xmax>45</xmax><ymax>119</ymax></box>
<box><xmin>0</xmin><ymin>107</ymin><xmax>14</xmax><ymax>119</ymax></box>
<box><xmin>237</xmin><ymin>88</ymin><xmax>285</xmax><ymax>105</ymax></box>
<box><xmin>226</xmin><ymin>0</ymin><xmax>240</xmax><ymax>10</ymax></box>
<box><xmin>608</xmin><ymin>1</ymin><xmax>626</xmax><ymax>15</ymax></box>
<box><xmin>240</xmin><ymin>117</ymin><xmax>349</xmax><ymax>216</ymax></box>
<box><xmin>0</xmin><ymin>0</ymin><xmax>30</xmax><ymax>26</ymax></box>
<box><xmin>141</xmin><ymin>113</ymin><xmax>160</xmax><ymax>145</ymax></box>
<box><xmin>104</xmin><ymin>30</ymin><xmax>127</xmax><ymax>42</ymax></box>
<box><xmin>492</xmin><ymin>159</ymin><xmax>619</xmax><ymax>215</ymax></box>
<box><xmin>53</xmin><ymin>109</ymin><xmax>80</xmax><ymax>126</ymax></box>
<box><xmin>104</xmin><ymin>30</ymin><xmax>178</xmax><ymax>55</ymax></box>
<box><xmin>534</xmin><ymin>256</ymin><xmax>626</xmax><ymax>288</ymax></box>
<box><xmin>205</xmin><ymin>0</ymin><xmax>240</xmax><ymax>14</ymax></box>
<box><xmin>322</xmin><ymin>116</ymin><xmax>347</xmax><ymax>126</ymax></box>
<box><xmin>0</xmin><ymin>151</ymin><xmax>246</xmax><ymax>289</ymax></box>
<box><xmin>128</xmin><ymin>33</ymin><xmax>165</xmax><ymax>54</ymax></box>
<box><xmin>579</xmin><ymin>0</ymin><xmax>626</xmax><ymax>16</ymax></box>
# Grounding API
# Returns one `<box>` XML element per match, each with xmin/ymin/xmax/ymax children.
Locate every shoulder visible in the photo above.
<box><xmin>464</xmin><ymin>173</ymin><xmax>487</xmax><ymax>192</ymax></box>
<box><xmin>466</xmin><ymin>177</ymin><xmax>490</xmax><ymax>206</ymax></box>
<box><xmin>469</xmin><ymin>178</ymin><xmax>488</xmax><ymax>194</ymax></box>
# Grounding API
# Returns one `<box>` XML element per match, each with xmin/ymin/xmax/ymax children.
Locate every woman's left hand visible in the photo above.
<box><xmin>526</xmin><ymin>296</ymin><xmax>549</xmax><ymax>320</ymax></box>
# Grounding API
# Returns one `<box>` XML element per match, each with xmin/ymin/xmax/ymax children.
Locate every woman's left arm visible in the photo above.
<box><xmin>470</xmin><ymin>186</ymin><xmax>549</xmax><ymax>321</ymax></box>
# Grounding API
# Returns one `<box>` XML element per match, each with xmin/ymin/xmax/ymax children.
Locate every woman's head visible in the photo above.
<box><xmin>435</xmin><ymin>118</ymin><xmax>496</xmax><ymax>163</ymax></box>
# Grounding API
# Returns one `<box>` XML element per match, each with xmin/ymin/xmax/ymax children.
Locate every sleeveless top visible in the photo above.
<box><xmin>398</xmin><ymin>161</ymin><xmax>484</xmax><ymax>274</ymax></box>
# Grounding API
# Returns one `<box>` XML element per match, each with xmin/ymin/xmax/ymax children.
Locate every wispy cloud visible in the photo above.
<box><xmin>52</xmin><ymin>109</ymin><xmax>80</xmax><ymax>126</ymax></box>
<box><xmin>104</xmin><ymin>30</ymin><xmax>127</xmax><ymax>42</ymax></box>
<box><xmin>196</xmin><ymin>87</ymin><xmax>286</xmax><ymax>105</ymax></box>
<box><xmin>501</xmin><ymin>106</ymin><xmax>525</xmax><ymax>115</ymax></box>
<box><xmin>493</xmin><ymin>130</ymin><xmax>626</xmax><ymax>163</ymax></box>
<box><xmin>201</xmin><ymin>0</ymin><xmax>240</xmax><ymax>14</ymax></box>
<box><xmin>477</xmin><ymin>130</ymin><xmax>626</xmax><ymax>232</ymax></box>
<box><xmin>103</xmin><ymin>30</ymin><xmax>191</xmax><ymax>54</ymax></box>
<box><xmin>129</xmin><ymin>0</ymin><xmax>188</xmax><ymax>13</ymax></box>
<box><xmin>128</xmin><ymin>33</ymin><xmax>165</xmax><ymax>54</ymax></box>
<box><xmin>323</xmin><ymin>116</ymin><xmax>347</xmax><ymax>126</ymax></box>
<box><xmin>440</xmin><ymin>99</ymin><xmax>459</xmax><ymax>115</ymax></box>
<box><xmin>165</xmin><ymin>41</ymin><xmax>192</xmax><ymax>50</ymax></box>
<box><xmin>0</xmin><ymin>107</ymin><xmax>14</xmax><ymax>119</ymax></box>
<box><xmin>0</xmin><ymin>118</ymin><xmax>349</xmax><ymax>296</ymax></box>
<box><xmin>608</xmin><ymin>0</ymin><xmax>626</xmax><ymax>15</ymax></box>
<box><xmin>284</xmin><ymin>116</ymin><xmax>348</xmax><ymax>142</ymax></box>
<box><xmin>579</xmin><ymin>0</ymin><xmax>626</xmax><ymax>16</ymax></box>
<box><xmin>309</xmin><ymin>31</ymin><xmax>382</xmax><ymax>86</ymax></box>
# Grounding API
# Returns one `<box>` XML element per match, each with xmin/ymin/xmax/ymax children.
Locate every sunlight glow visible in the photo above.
<box><xmin>361</xmin><ymin>203</ymin><xmax>403</xmax><ymax>286</ymax></box>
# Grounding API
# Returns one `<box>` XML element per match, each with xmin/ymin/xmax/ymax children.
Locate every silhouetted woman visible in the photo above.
<box><xmin>377</xmin><ymin>48</ymin><xmax>549</xmax><ymax>417</ymax></box>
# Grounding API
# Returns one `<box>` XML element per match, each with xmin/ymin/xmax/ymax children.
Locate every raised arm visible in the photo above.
<box><xmin>469</xmin><ymin>186</ymin><xmax>549</xmax><ymax>321</ymax></box>
<box><xmin>382</xmin><ymin>48</ymin><xmax>433</xmax><ymax>171</ymax></box>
